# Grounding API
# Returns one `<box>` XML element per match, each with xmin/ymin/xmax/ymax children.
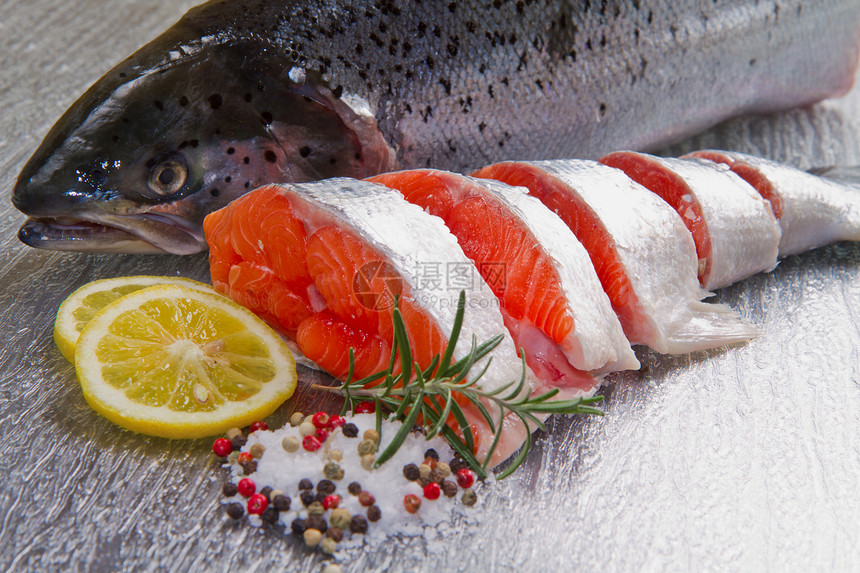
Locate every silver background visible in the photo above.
<box><xmin>1</xmin><ymin>1</ymin><xmax>858</xmax><ymax>571</ymax></box>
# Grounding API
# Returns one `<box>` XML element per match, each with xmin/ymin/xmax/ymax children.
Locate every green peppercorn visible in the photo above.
<box><xmin>329</xmin><ymin>508</ymin><xmax>351</xmax><ymax>530</ymax></box>
<box><xmin>282</xmin><ymin>436</ymin><xmax>300</xmax><ymax>453</ymax></box>
<box><xmin>357</xmin><ymin>439</ymin><xmax>377</xmax><ymax>456</ymax></box>
<box><xmin>326</xmin><ymin>449</ymin><xmax>343</xmax><ymax>462</ymax></box>
<box><xmin>367</xmin><ymin>505</ymin><xmax>382</xmax><ymax>522</ymax></box>
<box><xmin>360</xmin><ymin>454</ymin><xmax>375</xmax><ymax>471</ymax></box>
<box><xmin>289</xmin><ymin>412</ymin><xmax>304</xmax><ymax>426</ymax></box>
<box><xmin>403</xmin><ymin>464</ymin><xmax>420</xmax><ymax>481</ymax></box>
<box><xmin>350</xmin><ymin>515</ymin><xmax>368</xmax><ymax>534</ymax></box>
<box><xmin>320</xmin><ymin>537</ymin><xmax>338</xmax><ymax>555</ymax></box>
<box><xmin>308</xmin><ymin>501</ymin><xmax>324</xmax><ymax>516</ymax></box>
<box><xmin>303</xmin><ymin>528</ymin><xmax>322</xmax><ymax>547</ymax></box>
<box><xmin>347</xmin><ymin>482</ymin><xmax>362</xmax><ymax>496</ymax></box>
<box><xmin>363</xmin><ymin>429</ymin><xmax>380</xmax><ymax>443</ymax></box>
<box><xmin>461</xmin><ymin>489</ymin><xmax>477</xmax><ymax>506</ymax></box>
<box><xmin>324</xmin><ymin>461</ymin><xmax>345</xmax><ymax>481</ymax></box>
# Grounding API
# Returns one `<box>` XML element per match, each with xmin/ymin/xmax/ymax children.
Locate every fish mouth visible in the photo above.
<box><xmin>18</xmin><ymin>212</ymin><xmax>207</xmax><ymax>255</ymax></box>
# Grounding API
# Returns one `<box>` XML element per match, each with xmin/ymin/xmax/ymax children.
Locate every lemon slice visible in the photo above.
<box><xmin>75</xmin><ymin>285</ymin><xmax>297</xmax><ymax>439</ymax></box>
<box><xmin>54</xmin><ymin>276</ymin><xmax>214</xmax><ymax>363</ymax></box>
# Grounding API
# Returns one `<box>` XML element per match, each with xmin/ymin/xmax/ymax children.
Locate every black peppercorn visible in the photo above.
<box><xmin>342</xmin><ymin>423</ymin><xmax>359</xmax><ymax>437</ymax></box>
<box><xmin>317</xmin><ymin>479</ymin><xmax>336</xmax><ymax>495</ymax></box>
<box><xmin>231</xmin><ymin>434</ymin><xmax>247</xmax><ymax>450</ymax></box>
<box><xmin>273</xmin><ymin>494</ymin><xmax>291</xmax><ymax>512</ymax></box>
<box><xmin>261</xmin><ymin>507</ymin><xmax>279</xmax><ymax>525</ymax></box>
<box><xmin>347</xmin><ymin>481</ymin><xmax>362</xmax><ymax>495</ymax></box>
<box><xmin>367</xmin><ymin>505</ymin><xmax>382</xmax><ymax>522</ymax></box>
<box><xmin>314</xmin><ymin>492</ymin><xmax>328</xmax><ymax>504</ymax></box>
<box><xmin>326</xmin><ymin>526</ymin><xmax>344</xmax><ymax>542</ymax></box>
<box><xmin>417</xmin><ymin>477</ymin><xmax>430</xmax><ymax>488</ymax></box>
<box><xmin>403</xmin><ymin>463</ymin><xmax>420</xmax><ymax>481</ymax></box>
<box><xmin>300</xmin><ymin>491</ymin><xmax>316</xmax><ymax>507</ymax></box>
<box><xmin>441</xmin><ymin>480</ymin><xmax>458</xmax><ymax>498</ymax></box>
<box><xmin>222</xmin><ymin>482</ymin><xmax>238</xmax><ymax>497</ymax></box>
<box><xmin>240</xmin><ymin>460</ymin><xmax>258</xmax><ymax>475</ymax></box>
<box><xmin>424</xmin><ymin>448</ymin><xmax>439</xmax><ymax>461</ymax></box>
<box><xmin>449</xmin><ymin>457</ymin><xmax>467</xmax><ymax>474</ymax></box>
<box><xmin>259</xmin><ymin>486</ymin><xmax>273</xmax><ymax>501</ymax></box>
<box><xmin>226</xmin><ymin>502</ymin><xmax>244</xmax><ymax>520</ymax></box>
<box><xmin>291</xmin><ymin>518</ymin><xmax>307</xmax><ymax>536</ymax></box>
<box><xmin>349</xmin><ymin>515</ymin><xmax>368</xmax><ymax>534</ymax></box>
<box><xmin>298</xmin><ymin>478</ymin><xmax>314</xmax><ymax>491</ymax></box>
<box><xmin>306</xmin><ymin>514</ymin><xmax>328</xmax><ymax>533</ymax></box>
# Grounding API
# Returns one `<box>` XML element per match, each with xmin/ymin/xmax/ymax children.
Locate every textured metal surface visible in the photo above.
<box><xmin>1</xmin><ymin>1</ymin><xmax>859</xmax><ymax>572</ymax></box>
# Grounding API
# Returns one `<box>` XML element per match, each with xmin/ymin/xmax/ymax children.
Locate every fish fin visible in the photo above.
<box><xmin>657</xmin><ymin>301</ymin><xmax>759</xmax><ymax>355</ymax></box>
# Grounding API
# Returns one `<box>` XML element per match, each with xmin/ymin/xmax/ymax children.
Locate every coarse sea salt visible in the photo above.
<box><xmin>222</xmin><ymin>414</ymin><xmax>486</xmax><ymax>554</ymax></box>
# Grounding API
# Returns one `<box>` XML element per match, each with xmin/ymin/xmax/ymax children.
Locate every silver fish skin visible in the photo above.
<box><xmin>687</xmin><ymin>150</ymin><xmax>860</xmax><ymax>257</ymax></box>
<box><xmin>12</xmin><ymin>0</ymin><xmax>860</xmax><ymax>254</ymax></box>
<box><xmin>269</xmin><ymin>178</ymin><xmax>535</xmax><ymax>466</ymax></box>
<box><xmin>602</xmin><ymin>152</ymin><xmax>783</xmax><ymax>291</ymax></box>
<box><xmin>483</xmin><ymin>159</ymin><xmax>759</xmax><ymax>354</ymax></box>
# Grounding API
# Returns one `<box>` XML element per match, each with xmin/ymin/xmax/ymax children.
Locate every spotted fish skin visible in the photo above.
<box><xmin>12</xmin><ymin>0</ymin><xmax>860</xmax><ymax>254</ymax></box>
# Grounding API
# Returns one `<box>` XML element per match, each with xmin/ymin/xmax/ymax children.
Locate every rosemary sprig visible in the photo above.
<box><xmin>312</xmin><ymin>291</ymin><xmax>604</xmax><ymax>479</ymax></box>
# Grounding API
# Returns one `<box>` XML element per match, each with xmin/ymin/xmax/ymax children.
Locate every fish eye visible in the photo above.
<box><xmin>148</xmin><ymin>159</ymin><xmax>187</xmax><ymax>195</ymax></box>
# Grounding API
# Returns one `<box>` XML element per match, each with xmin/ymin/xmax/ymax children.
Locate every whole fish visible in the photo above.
<box><xmin>12</xmin><ymin>0</ymin><xmax>860</xmax><ymax>254</ymax></box>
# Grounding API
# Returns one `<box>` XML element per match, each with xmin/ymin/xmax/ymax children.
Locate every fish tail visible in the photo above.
<box><xmin>658</xmin><ymin>300</ymin><xmax>759</xmax><ymax>355</ymax></box>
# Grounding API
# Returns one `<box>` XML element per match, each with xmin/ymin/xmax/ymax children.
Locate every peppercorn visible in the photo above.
<box><xmin>282</xmin><ymin>436</ymin><xmax>300</xmax><ymax>453</ymax></box>
<box><xmin>299</xmin><ymin>478</ymin><xmax>314</xmax><ymax>491</ymax></box>
<box><xmin>273</xmin><ymin>494</ymin><xmax>291</xmax><ymax>512</ymax></box>
<box><xmin>226</xmin><ymin>427</ymin><xmax>242</xmax><ymax>440</ymax></box>
<box><xmin>247</xmin><ymin>493</ymin><xmax>268</xmax><ymax>515</ymax></box>
<box><xmin>322</xmin><ymin>565</ymin><xmax>343</xmax><ymax>573</ymax></box>
<box><xmin>342</xmin><ymin>423</ymin><xmax>359</xmax><ymax>438</ymax></box>
<box><xmin>324</xmin><ymin>462</ymin><xmax>344</xmax><ymax>481</ymax></box>
<box><xmin>312</xmin><ymin>411</ymin><xmax>331</xmax><ymax>428</ymax></box>
<box><xmin>461</xmin><ymin>489</ymin><xmax>477</xmax><ymax>506</ymax></box>
<box><xmin>261</xmin><ymin>506</ymin><xmax>279</xmax><ymax>525</ymax></box>
<box><xmin>322</xmin><ymin>495</ymin><xmax>340</xmax><ymax>510</ymax></box>
<box><xmin>259</xmin><ymin>486</ymin><xmax>273</xmax><ymax>501</ymax></box>
<box><xmin>343</xmin><ymin>482</ymin><xmax>360</xmax><ymax>497</ymax></box>
<box><xmin>436</xmin><ymin>462</ymin><xmax>451</xmax><ymax>478</ymax></box>
<box><xmin>429</xmin><ymin>468</ymin><xmax>446</xmax><ymax>484</ymax></box>
<box><xmin>303</xmin><ymin>435</ymin><xmax>323</xmax><ymax>452</ymax></box>
<box><xmin>350</xmin><ymin>514</ymin><xmax>368</xmax><ymax>534</ymax></box>
<box><xmin>417</xmin><ymin>477</ymin><xmax>430</xmax><ymax>488</ymax></box>
<box><xmin>299</xmin><ymin>421</ymin><xmax>316</xmax><ymax>437</ymax></box>
<box><xmin>317</xmin><ymin>479</ymin><xmax>336</xmax><ymax>495</ymax></box>
<box><xmin>403</xmin><ymin>464</ymin><xmax>420</xmax><ymax>481</ymax></box>
<box><xmin>237</xmin><ymin>451</ymin><xmax>254</xmax><ymax>465</ymax></box>
<box><xmin>222</xmin><ymin>482</ymin><xmax>238</xmax><ymax>497</ymax></box>
<box><xmin>231</xmin><ymin>434</ymin><xmax>247</xmax><ymax>450</ymax></box>
<box><xmin>357</xmin><ymin>439</ymin><xmax>377</xmax><ymax>456</ymax></box>
<box><xmin>291</xmin><ymin>518</ymin><xmax>306</xmax><ymax>536</ymax></box>
<box><xmin>404</xmin><ymin>494</ymin><xmax>421</xmax><ymax>514</ymax></box>
<box><xmin>456</xmin><ymin>468</ymin><xmax>476</xmax><ymax>489</ymax></box>
<box><xmin>249</xmin><ymin>421</ymin><xmax>268</xmax><ymax>433</ymax></box>
<box><xmin>226</xmin><ymin>502</ymin><xmax>244</xmax><ymax>520</ymax></box>
<box><xmin>300</xmin><ymin>491</ymin><xmax>316</xmax><ymax>507</ymax></box>
<box><xmin>360</xmin><ymin>454</ymin><xmax>375</xmax><ymax>471</ymax></box>
<box><xmin>328</xmin><ymin>415</ymin><xmax>346</xmax><ymax>429</ymax></box>
<box><xmin>418</xmin><ymin>463</ymin><xmax>432</xmax><ymax>479</ymax></box>
<box><xmin>423</xmin><ymin>457</ymin><xmax>437</xmax><ymax>470</ymax></box>
<box><xmin>212</xmin><ymin>438</ymin><xmax>233</xmax><ymax>457</ymax></box>
<box><xmin>237</xmin><ymin>478</ymin><xmax>256</xmax><ymax>497</ymax></box>
<box><xmin>358</xmin><ymin>491</ymin><xmax>375</xmax><ymax>507</ymax></box>
<box><xmin>424</xmin><ymin>448</ymin><xmax>439</xmax><ymax>461</ymax></box>
<box><xmin>448</xmin><ymin>457</ymin><xmax>467</xmax><ymax>474</ymax></box>
<box><xmin>315</xmin><ymin>492</ymin><xmax>328</xmax><ymax>504</ymax></box>
<box><xmin>319</xmin><ymin>537</ymin><xmax>337</xmax><ymax>555</ymax></box>
<box><xmin>326</xmin><ymin>449</ymin><xmax>343</xmax><ymax>462</ymax></box>
<box><xmin>441</xmin><ymin>480</ymin><xmax>458</xmax><ymax>498</ymax></box>
<box><xmin>329</xmin><ymin>508</ymin><xmax>351</xmax><ymax>530</ymax></box>
<box><xmin>315</xmin><ymin>427</ymin><xmax>329</xmax><ymax>442</ymax></box>
<box><xmin>305</xmin><ymin>514</ymin><xmax>327</xmax><ymax>533</ymax></box>
<box><xmin>367</xmin><ymin>505</ymin><xmax>382</xmax><ymax>522</ymax></box>
<box><xmin>363</xmin><ymin>429</ymin><xmax>380</xmax><ymax>443</ymax></box>
<box><xmin>326</xmin><ymin>526</ymin><xmax>344</xmax><ymax>542</ymax></box>
<box><xmin>423</xmin><ymin>482</ymin><xmax>441</xmax><ymax>500</ymax></box>
<box><xmin>308</xmin><ymin>501</ymin><xmax>325</xmax><ymax>516</ymax></box>
<box><xmin>354</xmin><ymin>401</ymin><xmax>376</xmax><ymax>414</ymax></box>
<box><xmin>303</xmin><ymin>528</ymin><xmax>323</xmax><ymax>547</ymax></box>
<box><xmin>249</xmin><ymin>443</ymin><xmax>266</xmax><ymax>459</ymax></box>
<box><xmin>289</xmin><ymin>412</ymin><xmax>304</xmax><ymax>426</ymax></box>
<box><xmin>240</xmin><ymin>460</ymin><xmax>258</xmax><ymax>475</ymax></box>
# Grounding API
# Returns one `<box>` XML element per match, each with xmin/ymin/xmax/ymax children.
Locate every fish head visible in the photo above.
<box><xmin>13</xmin><ymin>31</ymin><xmax>391</xmax><ymax>254</ymax></box>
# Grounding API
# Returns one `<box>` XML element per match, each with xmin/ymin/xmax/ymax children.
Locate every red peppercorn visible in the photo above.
<box><xmin>247</xmin><ymin>493</ymin><xmax>268</xmax><ymax>515</ymax></box>
<box><xmin>423</xmin><ymin>457</ymin><xmax>437</xmax><ymax>470</ymax></box>
<box><xmin>212</xmin><ymin>438</ymin><xmax>233</xmax><ymax>457</ymax></box>
<box><xmin>322</xmin><ymin>494</ymin><xmax>340</xmax><ymax>510</ymax></box>
<box><xmin>314</xmin><ymin>427</ymin><xmax>329</xmax><ymax>442</ymax></box>
<box><xmin>404</xmin><ymin>494</ymin><xmax>421</xmax><ymax>514</ymax></box>
<box><xmin>457</xmin><ymin>468</ymin><xmax>475</xmax><ymax>489</ymax></box>
<box><xmin>423</xmin><ymin>482</ymin><xmax>441</xmax><ymax>500</ymax></box>
<box><xmin>303</xmin><ymin>435</ymin><xmax>322</xmax><ymax>452</ymax></box>
<box><xmin>237</xmin><ymin>451</ymin><xmax>253</xmax><ymax>465</ymax></box>
<box><xmin>312</xmin><ymin>412</ymin><xmax>330</xmax><ymax>428</ymax></box>
<box><xmin>355</xmin><ymin>401</ymin><xmax>376</xmax><ymax>414</ymax></box>
<box><xmin>328</xmin><ymin>415</ymin><xmax>346</xmax><ymax>429</ymax></box>
<box><xmin>249</xmin><ymin>421</ymin><xmax>268</xmax><ymax>433</ymax></box>
<box><xmin>237</xmin><ymin>478</ymin><xmax>256</xmax><ymax>497</ymax></box>
<box><xmin>358</xmin><ymin>491</ymin><xmax>375</xmax><ymax>507</ymax></box>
